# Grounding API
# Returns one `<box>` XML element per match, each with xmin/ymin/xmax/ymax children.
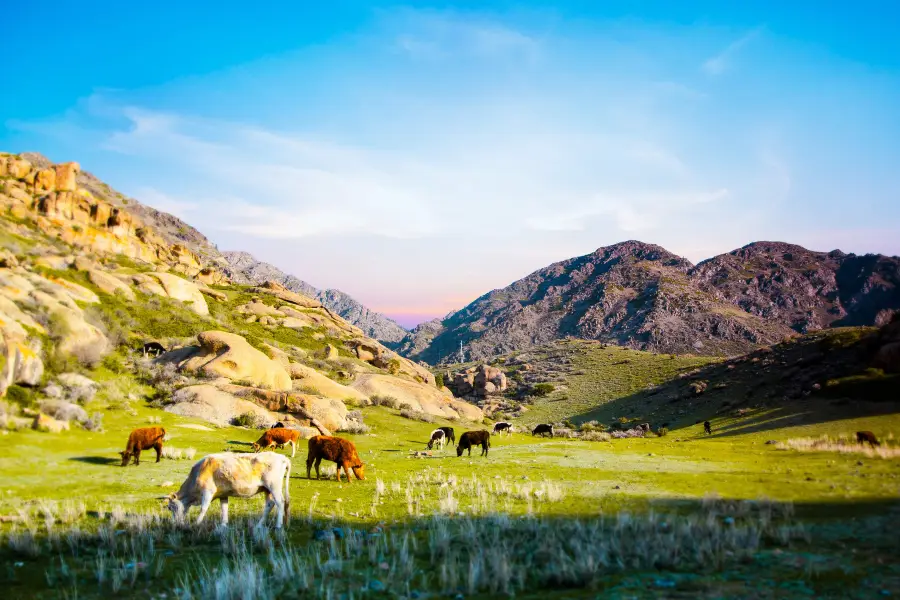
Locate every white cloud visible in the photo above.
<box><xmin>702</xmin><ymin>27</ymin><xmax>763</xmax><ymax>75</ymax></box>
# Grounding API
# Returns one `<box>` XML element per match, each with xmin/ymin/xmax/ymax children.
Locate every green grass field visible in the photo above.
<box><xmin>2</xmin><ymin>396</ymin><xmax>899</xmax><ymax>599</ymax></box>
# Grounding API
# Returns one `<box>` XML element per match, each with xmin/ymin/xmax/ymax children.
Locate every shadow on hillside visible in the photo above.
<box><xmin>69</xmin><ymin>456</ymin><xmax>119</xmax><ymax>466</ymax></box>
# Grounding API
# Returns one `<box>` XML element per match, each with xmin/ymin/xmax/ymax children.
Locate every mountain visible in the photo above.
<box><xmin>13</xmin><ymin>152</ymin><xmax>407</xmax><ymax>344</ymax></box>
<box><xmin>222</xmin><ymin>251</ymin><xmax>408</xmax><ymax>344</ymax></box>
<box><xmin>399</xmin><ymin>240</ymin><xmax>900</xmax><ymax>364</ymax></box>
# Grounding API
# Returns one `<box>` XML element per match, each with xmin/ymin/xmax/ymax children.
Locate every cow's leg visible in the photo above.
<box><xmin>289</xmin><ymin>439</ymin><xmax>296</xmax><ymax>458</ymax></box>
<box><xmin>195</xmin><ymin>490</ymin><xmax>214</xmax><ymax>525</ymax></box>
<box><xmin>341</xmin><ymin>462</ymin><xmax>353</xmax><ymax>483</ymax></box>
<box><xmin>315</xmin><ymin>457</ymin><xmax>322</xmax><ymax>480</ymax></box>
<box><xmin>133</xmin><ymin>449</ymin><xmax>141</xmax><ymax>465</ymax></box>
<box><xmin>306</xmin><ymin>455</ymin><xmax>314</xmax><ymax>479</ymax></box>
<box><xmin>272</xmin><ymin>491</ymin><xmax>285</xmax><ymax>529</ymax></box>
<box><xmin>259</xmin><ymin>491</ymin><xmax>274</xmax><ymax>528</ymax></box>
<box><xmin>220</xmin><ymin>497</ymin><xmax>229</xmax><ymax>526</ymax></box>
<box><xmin>154</xmin><ymin>443</ymin><xmax>163</xmax><ymax>463</ymax></box>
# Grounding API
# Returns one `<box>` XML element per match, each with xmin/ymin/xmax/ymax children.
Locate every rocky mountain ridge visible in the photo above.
<box><xmin>5</xmin><ymin>152</ymin><xmax>406</xmax><ymax>343</ymax></box>
<box><xmin>222</xmin><ymin>251</ymin><xmax>408</xmax><ymax>343</ymax></box>
<box><xmin>399</xmin><ymin>240</ymin><xmax>900</xmax><ymax>364</ymax></box>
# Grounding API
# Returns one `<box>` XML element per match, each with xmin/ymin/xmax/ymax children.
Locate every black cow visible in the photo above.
<box><xmin>492</xmin><ymin>422</ymin><xmax>513</xmax><ymax>436</ymax></box>
<box><xmin>704</xmin><ymin>421</ymin><xmax>712</xmax><ymax>435</ymax></box>
<box><xmin>457</xmin><ymin>430</ymin><xmax>490</xmax><ymax>457</ymax></box>
<box><xmin>438</xmin><ymin>426</ymin><xmax>456</xmax><ymax>444</ymax></box>
<box><xmin>856</xmin><ymin>431</ymin><xmax>880</xmax><ymax>447</ymax></box>
<box><xmin>532</xmin><ymin>424</ymin><xmax>554</xmax><ymax>438</ymax></box>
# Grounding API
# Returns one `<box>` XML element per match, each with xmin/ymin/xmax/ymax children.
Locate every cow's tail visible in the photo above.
<box><xmin>283</xmin><ymin>458</ymin><xmax>292</xmax><ymax>527</ymax></box>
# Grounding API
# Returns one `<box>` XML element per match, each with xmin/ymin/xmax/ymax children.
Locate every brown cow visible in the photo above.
<box><xmin>252</xmin><ymin>428</ymin><xmax>303</xmax><ymax>457</ymax></box>
<box><xmin>120</xmin><ymin>427</ymin><xmax>166</xmax><ymax>466</ymax></box>
<box><xmin>457</xmin><ymin>430</ymin><xmax>490</xmax><ymax>457</ymax></box>
<box><xmin>857</xmin><ymin>431</ymin><xmax>880</xmax><ymax>447</ymax></box>
<box><xmin>306</xmin><ymin>436</ymin><xmax>365</xmax><ymax>482</ymax></box>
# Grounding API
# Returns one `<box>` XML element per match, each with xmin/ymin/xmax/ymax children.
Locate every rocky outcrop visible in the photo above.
<box><xmin>163</xmin><ymin>331</ymin><xmax>292</xmax><ymax>391</ymax></box>
<box><xmin>222</xmin><ymin>251</ymin><xmax>408</xmax><ymax>343</ymax></box>
<box><xmin>164</xmin><ymin>384</ymin><xmax>277</xmax><ymax>428</ymax></box>
<box><xmin>351</xmin><ymin>373</ymin><xmax>482</xmax><ymax>421</ymax></box>
<box><xmin>401</xmin><ymin>240</ymin><xmax>900</xmax><ymax>362</ymax></box>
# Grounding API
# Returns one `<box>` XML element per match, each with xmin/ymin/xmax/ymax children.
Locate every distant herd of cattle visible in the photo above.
<box><xmin>117</xmin><ymin>420</ymin><xmax>883</xmax><ymax>529</ymax></box>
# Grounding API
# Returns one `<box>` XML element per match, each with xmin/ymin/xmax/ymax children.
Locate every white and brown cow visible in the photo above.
<box><xmin>427</xmin><ymin>428</ymin><xmax>446</xmax><ymax>451</ymax></box>
<box><xmin>166</xmin><ymin>452</ymin><xmax>291</xmax><ymax>528</ymax></box>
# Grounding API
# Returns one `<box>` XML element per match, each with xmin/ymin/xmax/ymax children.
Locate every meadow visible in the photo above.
<box><xmin>2</xmin><ymin>397</ymin><xmax>899</xmax><ymax>599</ymax></box>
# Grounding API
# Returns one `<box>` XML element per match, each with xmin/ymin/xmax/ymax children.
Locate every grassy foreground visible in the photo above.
<box><xmin>2</xmin><ymin>398</ymin><xmax>900</xmax><ymax>599</ymax></box>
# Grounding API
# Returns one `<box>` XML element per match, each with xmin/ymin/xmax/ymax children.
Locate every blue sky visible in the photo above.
<box><xmin>3</xmin><ymin>2</ymin><xmax>900</xmax><ymax>328</ymax></box>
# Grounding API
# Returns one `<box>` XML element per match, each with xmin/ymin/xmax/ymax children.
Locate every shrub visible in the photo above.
<box><xmin>232</xmin><ymin>412</ymin><xmax>262</xmax><ymax>428</ymax></box>
<box><xmin>82</xmin><ymin>412</ymin><xmax>104</xmax><ymax>432</ymax></box>
<box><xmin>370</xmin><ymin>395</ymin><xmax>401</xmax><ymax>409</ymax></box>
<box><xmin>295</xmin><ymin>384</ymin><xmax>322</xmax><ymax>396</ymax></box>
<box><xmin>101</xmin><ymin>352</ymin><xmax>128</xmax><ymax>373</ymax></box>
<box><xmin>582</xmin><ymin>431</ymin><xmax>612</xmax><ymax>442</ymax></box>
<box><xmin>387</xmin><ymin>358</ymin><xmax>402</xmax><ymax>375</ymax></box>
<box><xmin>399</xmin><ymin>409</ymin><xmax>435</xmax><ymax>423</ymax></box>
<box><xmin>338</xmin><ymin>421</ymin><xmax>371</xmax><ymax>434</ymax></box>
<box><xmin>579</xmin><ymin>420</ymin><xmax>606</xmax><ymax>433</ymax></box>
<box><xmin>531</xmin><ymin>383</ymin><xmax>555</xmax><ymax>397</ymax></box>
<box><xmin>435</xmin><ymin>373</ymin><xmax>444</xmax><ymax>389</ymax></box>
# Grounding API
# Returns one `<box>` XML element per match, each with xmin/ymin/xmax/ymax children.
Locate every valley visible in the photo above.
<box><xmin>0</xmin><ymin>151</ymin><xmax>899</xmax><ymax>599</ymax></box>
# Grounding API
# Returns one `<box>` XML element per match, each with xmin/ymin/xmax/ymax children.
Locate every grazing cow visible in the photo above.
<box><xmin>857</xmin><ymin>431</ymin><xmax>880</xmax><ymax>447</ymax></box>
<box><xmin>704</xmin><ymin>421</ymin><xmax>712</xmax><ymax>435</ymax></box>
<box><xmin>307</xmin><ymin>436</ymin><xmax>365</xmax><ymax>482</ymax></box>
<box><xmin>457</xmin><ymin>430</ymin><xmax>491</xmax><ymax>457</ymax></box>
<box><xmin>639</xmin><ymin>422</ymin><xmax>651</xmax><ymax>432</ymax></box>
<box><xmin>427</xmin><ymin>429</ymin><xmax>446</xmax><ymax>451</ymax></box>
<box><xmin>252</xmin><ymin>427</ymin><xmax>303</xmax><ymax>457</ymax></box>
<box><xmin>120</xmin><ymin>427</ymin><xmax>166</xmax><ymax>466</ymax></box>
<box><xmin>166</xmin><ymin>452</ymin><xmax>291</xmax><ymax>528</ymax></box>
<box><xmin>141</xmin><ymin>341</ymin><xmax>166</xmax><ymax>358</ymax></box>
<box><xmin>532</xmin><ymin>424</ymin><xmax>554</xmax><ymax>438</ymax></box>
<box><xmin>438</xmin><ymin>426</ymin><xmax>456</xmax><ymax>444</ymax></box>
<box><xmin>492</xmin><ymin>422</ymin><xmax>513</xmax><ymax>436</ymax></box>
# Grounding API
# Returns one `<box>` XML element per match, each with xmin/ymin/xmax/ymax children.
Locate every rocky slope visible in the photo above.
<box><xmin>400</xmin><ymin>240</ymin><xmax>900</xmax><ymax>363</ymax></box>
<box><xmin>222</xmin><ymin>251</ymin><xmax>408</xmax><ymax>343</ymax></box>
<box><xmin>0</xmin><ymin>151</ymin><xmax>481</xmax><ymax>432</ymax></box>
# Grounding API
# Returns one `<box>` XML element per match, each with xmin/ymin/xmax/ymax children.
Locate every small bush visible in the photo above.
<box><xmin>82</xmin><ymin>412</ymin><xmax>104</xmax><ymax>432</ymax></box>
<box><xmin>531</xmin><ymin>383</ymin><xmax>555</xmax><ymax>397</ymax></box>
<box><xmin>232</xmin><ymin>412</ymin><xmax>262</xmax><ymax>428</ymax></box>
<box><xmin>435</xmin><ymin>373</ymin><xmax>444</xmax><ymax>389</ymax></box>
<box><xmin>399</xmin><ymin>409</ymin><xmax>435</xmax><ymax>423</ymax></box>
<box><xmin>370</xmin><ymin>395</ymin><xmax>401</xmax><ymax>409</ymax></box>
<box><xmin>582</xmin><ymin>431</ymin><xmax>612</xmax><ymax>442</ymax></box>
<box><xmin>657</xmin><ymin>427</ymin><xmax>669</xmax><ymax>437</ymax></box>
<box><xmin>295</xmin><ymin>384</ymin><xmax>322</xmax><ymax>396</ymax></box>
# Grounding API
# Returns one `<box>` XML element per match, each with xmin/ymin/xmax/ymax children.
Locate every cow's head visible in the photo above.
<box><xmin>456</xmin><ymin>444</ymin><xmax>464</xmax><ymax>457</ymax></box>
<box><xmin>352</xmin><ymin>463</ymin><xmax>365</xmax><ymax>480</ymax></box>
<box><xmin>166</xmin><ymin>493</ymin><xmax>185</xmax><ymax>523</ymax></box>
<box><xmin>119</xmin><ymin>451</ymin><xmax>132</xmax><ymax>466</ymax></box>
<box><xmin>250</xmin><ymin>442</ymin><xmax>261</xmax><ymax>453</ymax></box>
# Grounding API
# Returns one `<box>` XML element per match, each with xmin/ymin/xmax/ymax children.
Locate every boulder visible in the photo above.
<box><xmin>128</xmin><ymin>273</ymin><xmax>168</xmax><ymax>297</ymax></box>
<box><xmin>30</xmin><ymin>290</ymin><xmax>108</xmax><ymax>359</ymax></box>
<box><xmin>252</xmin><ymin>281</ymin><xmax>321</xmax><ymax>308</ymax></box>
<box><xmin>164</xmin><ymin>385</ymin><xmax>276</xmax><ymax>428</ymax></box>
<box><xmin>352</xmin><ymin>373</ymin><xmax>482</xmax><ymax>421</ymax></box>
<box><xmin>9</xmin><ymin>340</ymin><xmax>44</xmax><ymax>387</ymax></box>
<box><xmin>287</xmin><ymin>363</ymin><xmax>368</xmax><ymax>402</ymax></box>
<box><xmin>32</xmin><ymin>413</ymin><xmax>70</xmax><ymax>433</ymax></box>
<box><xmin>7</xmin><ymin>157</ymin><xmax>33</xmax><ymax>179</ymax></box>
<box><xmin>321</xmin><ymin>344</ymin><xmax>338</xmax><ymax>360</ymax></box>
<box><xmin>54</xmin><ymin>162</ymin><xmax>79</xmax><ymax>192</ymax></box>
<box><xmin>39</xmin><ymin>400</ymin><xmax>87</xmax><ymax>423</ymax></box>
<box><xmin>0</xmin><ymin>250</ymin><xmax>18</xmax><ymax>269</ymax></box>
<box><xmin>214</xmin><ymin>384</ymin><xmax>346</xmax><ymax>433</ymax></box>
<box><xmin>87</xmin><ymin>269</ymin><xmax>135</xmax><ymax>300</ymax></box>
<box><xmin>175</xmin><ymin>331</ymin><xmax>292</xmax><ymax>391</ymax></box>
<box><xmin>148</xmin><ymin>273</ymin><xmax>208</xmax><ymax>315</ymax></box>
<box><xmin>196</xmin><ymin>267</ymin><xmax>226</xmax><ymax>286</ymax></box>
<box><xmin>33</xmin><ymin>169</ymin><xmax>56</xmax><ymax>194</ymax></box>
<box><xmin>197</xmin><ymin>286</ymin><xmax>227</xmax><ymax>302</ymax></box>
<box><xmin>473</xmin><ymin>364</ymin><xmax>507</xmax><ymax>396</ymax></box>
<box><xmin>237</xmin><ymin>299</ymin><xmax>283</xmax><ymax>318</ymax></box>
<box><xmin>0</xmin><ymin>296</ymin><xmax>46</xmax><ymax>333</ymax></box>
<box><xmin>875</xmin><ymin>342</ymin><xmax>900</xmax><ymax>374</ymax></box>
<box><xmin>261</xmin><ymin>343</ymin><xmax>291</xmax><ymax>367</ymax></box>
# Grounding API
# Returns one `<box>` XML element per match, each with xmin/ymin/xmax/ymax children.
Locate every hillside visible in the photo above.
<box><xmin>0</xmin><ymin>151</ymin><xmax>480</xmax><ymax>433</ymax></box>
<box><xmin>437</xmin><ymin>317</ymin><xmax>900</xmax><ymax>434</ymax></box>
<box><xmin>400</xmin><ymin>240</ymin><xmax>900</xmax><ymax>364</ymax></box>
<box><xmin>11</xmin><ymin>152</ymin><xmax>407</xmax><ymax>344</ymax></box>
<box><xmin>222</xmin><ymin>251</ymin><xmax>409</xmax><ymax>343</ymax></box>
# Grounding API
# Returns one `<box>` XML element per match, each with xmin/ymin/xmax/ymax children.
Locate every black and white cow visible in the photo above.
<box><xmin>427</xmin><ymin>429</ymin><xmax>447</xmax><ymax>451</ymax></box>
<box><xmin>492</xmin><ymin>422</ymin><xmax>513</xmax><ymax>436</ymax></box>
